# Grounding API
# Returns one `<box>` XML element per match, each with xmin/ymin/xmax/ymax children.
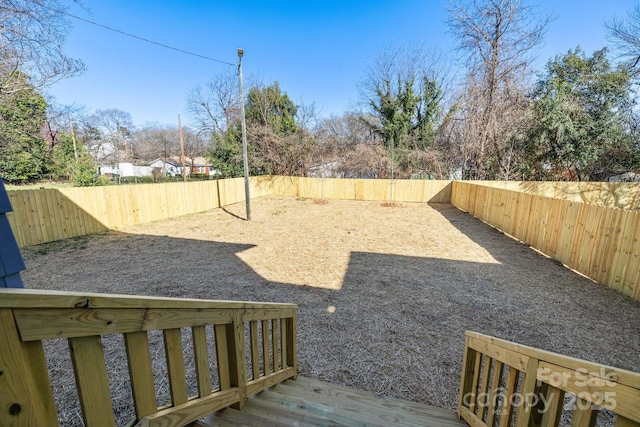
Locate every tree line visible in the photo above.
<box><xmin>2</xmin><ymin>0</ymin><xmax>640</xmax><ymax>185</ymax></box>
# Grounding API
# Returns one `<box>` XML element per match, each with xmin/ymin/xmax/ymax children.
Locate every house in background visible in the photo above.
<box><xmin>149</xmin><ymin>159</ymin><xmax>182</xmax><ymax>177</ymax></box>
<box><xmin>152</xmin><ymin>156</ymin><xmax>220</xmax><ymax>177</ymax></box>
<box><xmin>99</xmin><ymin>163</ymin><xmax>152</xmax><ymax>177</ymax></box>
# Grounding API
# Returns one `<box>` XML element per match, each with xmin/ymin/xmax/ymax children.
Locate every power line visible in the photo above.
<box><xmin>43</xmin><ymin>4</ymin><xmax>236</xmax><ymax>67</ymax></box>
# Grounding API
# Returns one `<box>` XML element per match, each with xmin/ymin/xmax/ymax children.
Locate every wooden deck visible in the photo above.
<box><xmin>196</xmin><ymin>376</ymin><xmax>466</xmax><ymax>427</ymax></box>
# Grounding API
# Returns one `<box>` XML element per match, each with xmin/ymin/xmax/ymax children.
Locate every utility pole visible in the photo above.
<box><xmin>70</xmin><ymin>123</ymin><xmax>79</xmax><ymax>163</ymax></box>
<box><xmin>238</xmin><ymin>48</ymin><xmax>251</xmax><ymax>220</ymax></box>
<box><xmin>178</xmin><ymin>114</ymin><xmax>187</xmax><ymax>182</ymax></box>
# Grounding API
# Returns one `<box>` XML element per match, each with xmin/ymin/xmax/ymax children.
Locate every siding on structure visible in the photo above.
<box><xmin>0</xmin><ymin>179</ymin><xmax>25</xmax><ymax>288</ymax></box>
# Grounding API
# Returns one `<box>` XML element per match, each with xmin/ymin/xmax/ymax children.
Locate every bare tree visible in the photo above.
<box><xmin>187</xmin><ymin>70</ymin><xmax>239</xmax><ymax>136</ymax></box>
<box><xmin>86</xmin><ymin>109</ymin><xmax>135</xmax><ymax>164</ymax></box>
<box><xmin>447</xmin><ymin>0</ymin><xmax>551</xmax><ymax>179</ymax></box>
<box><xmin>183</xmin><ymin>127</ymin><xmax>211</xmax><ymax>170</ymax></box>
<box><xmin>133</xmin><ymin>125</ymin><xmax>179</xmax><ymax>164</ymax></box>
<box><xmin>606</xmin><ymin>6</ymin><xmax>640</xmax><ymax>72</ymax></box>
<box><xmin>0</xmin><ymin>0</ymin><xmax>85</xmax><ymax>95</ymax></box>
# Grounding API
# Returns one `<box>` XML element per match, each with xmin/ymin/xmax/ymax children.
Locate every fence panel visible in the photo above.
<box><xmin>452</xmin><ymin>181</ymin><xmax>640</xmax><ymax>301</ymax></box>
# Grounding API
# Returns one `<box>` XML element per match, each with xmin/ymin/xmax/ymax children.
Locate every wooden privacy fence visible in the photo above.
<box><xmin>5</xmin><ymin>178</ymin><xmax>264</xmax><ymax>247</ymax></box>
<box><xmin>5</xmin><ymin>177</ymin><xmax>640</xmax><ymax>301</ymax></box>
<box><xmin>452</xmin><ymin>181</ymin><xmax>640</xmax><ymax>301</ymax></box>
<box><xmin>5</xmin><ymin>177</ymin><xmax>452</xmax><ymax>248</ymax></box>
<box><xmin>471</xmin><ymin>181</ymin><xmax>640</xmax><ymax>210</ymax></box>
<box><xmin>458</xmin><ymin>331</ymin><xmax>640</xmax><ymax>427</ymax></box>
<box><xmin>0</xmin><ymin>288</ymin><xmax>296</xmax><ymax>427</ymax></box>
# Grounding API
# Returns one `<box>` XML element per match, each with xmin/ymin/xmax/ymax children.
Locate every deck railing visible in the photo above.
<box><xmin>458</xmin><ymin>331</ymin><xmax>640</xmax><ymax>427</ymax></box>
<box><xmin>0</xmin><ymin>289</ymin><xmax>297</xmax><ymax>427</ymax></box>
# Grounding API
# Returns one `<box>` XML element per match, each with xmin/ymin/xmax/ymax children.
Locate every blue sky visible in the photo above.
<box><xmin>47</xmin><ymin>0</ymin><xmax>639</xmax><ymax>128</ymax></box>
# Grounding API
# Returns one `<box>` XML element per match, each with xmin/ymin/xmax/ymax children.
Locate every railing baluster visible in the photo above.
<box><xmin>214</xmin><ymin>324</ymin><xmax>231</xmax><ymax>390</ymax></box>
<box><xmin>458</xmin><ymin>334</ymin><xmax>477</xmax><ymax>418</ymax></box>
<box><xmin>486</xmin><ymin>360</ymin><xmax>503</xmax><ymax>427</ymax></box>
<box><xmin>163</xmin><ymin>328</ymin><xmax>188</xmax><ymax>405</ymax></box>
<box><xmin>286</xmin><ymin>315</ymin><xmax>297</xmax><ymax>378</ymax></box>
<box><xmin>515</xmin><ymin>357</ymin><xmax>540</xmax><ymax>427</ymax></box>
<box><xmin>68</xmin><ymin>335</ymin><xmax>116</xmax><ymax>427</ymax></box>
<box><xmin>571</xmin><ymin>402</ymin><xmax>598</xmax><ymax>427</ymax></box>
<box><xmin>469</xmin><ymin>353</ymin><xmax>483</xmax><ymax>413</ymax></box>
<box><xmin>539</xmin><ymin>385</ymin><xmax>564</xmax><ymax>427</ymax></box>
<box><xmin>477</xmin><ymin>356</ymin><xmax>493</xmax><ymax>421</ymax></box>
<box><xmin>281</xmin><ymin>317</ymin><xmax>288</xmax><ymax>368</ymax></box>
<box><xmin>498</xmin><ymin>366</ymin><xmax>518</xmax><ymax>427</ymax></box>
<box><xmin>262</xmin><ymin>319</ymin><xmax>270</xmax><ymax>375</ymax></box>
<box><xmin>249</xmin><ymin>320</ymin><xmax>260</xmax><ymax>380</ymax></box>
<box><xmin>272</xmin><ymin>319</ymin><xmax>279</xmax><ymax>371</ymax></box>
<box><xmin>124</xmin><ymin>331</ymin><xmax>157</xmax><ymax>419</ymax></box>
<box><xmin>192</xmin><ymin>325</ymin><xmax>212</xmax><ymax>397</ymax></box>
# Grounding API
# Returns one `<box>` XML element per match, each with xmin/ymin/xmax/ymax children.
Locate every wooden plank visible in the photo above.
<box><xmin>515</xmin><ymin>357</ymin><xmax>539</xmax><ymax>427</ymax></box>
<box><xmin>14</xmin><ymin>306</ymin><xmax>232</xmax><ymax>341</ymax></box>
<box><xmin>249</xmin><ymin>321</ymin><xmax>259</xmax><ymax>380</ymax></box>
<box><xmin>458</xmin><ymin>335</ymin><xmax>476</xmax><ymax>415</ymax></box>
<box><xmin>537</xmin><ymin>361</ymin><xmax>640</xmax><ymax>422</ymax></box>
<box><xmin>465</xmin><ymin>352</ymin><xmax>482</xmax><ymax>414</ymax></box>
<box><xmin>14</xmin><ymin>307</ymin><xmax>147</xmax><ymax>340</ymax></box>
<box><xmin>485</xmin><ymin>360</ymin><xmax>503</xmax><ymax>427</ymax></box>
<box><xmin>192</xmin><ymin>325</ymin><xmax>212</xmax><ymax>397</ymax></box>
<box><xmin>214</xmin><ymin>324</ymin><xmax>230</xmax><ymax>390</ymax></box>
<box><xmin>467</xmin><ymin>335</ymin><xmax>529</xmax><ymax>373</ymax></box>
<box><xmin>272</xmin><ymin>377</ymin><xmax>466</xmax><ymax>427</ymax></box>
<box><xmin>241</xmin><ymin>308</ymin><xmax>296</xmax><ymax>321</ymax></box>
<box><xmin>459</xmin><ymin>406</ymin><xmax>490</xmax><ymax>427</ymax></box>
<box><xmin>498</xmin><ymin>367</ymin><xmax>518</xmax><ymax>427</ymax></box>
<box><xmin>20</xmin><ymin>340</ymin><xmax>58</xmax><ymax>424</ymax></box>
<box><xmin>570</xmin><ymin>403</ymin><xmax>598</xmax><ymax>427</ymax></box>
<box><xmin>621</xmin><ymin>214</ymin><xmax>640</xmax><ymax>299</ymax></box>
<box><xmin>0</xmin><ymin>289</ymin><xmax>296</xmax><ymax>310</ymax></box>
<box><xmin>598</xmin><ymin>208</ymin><xmax>624</xmax><ymax>286</ymax></box>
<box><xmin>477</xmin><ymin>356</ymin><xmax>492</xmax><ymax>421</ymax></box>
<box><xmin>138</xmin><ymin>388</ymin><xmax>239</xmax><ymax>427</ymax></box>
<box><xmin>280</xmin><ymin>317</ymin><xmax>288</xmax><ymax>369</ymax></box>
<box><xmin>466</xmin><ymin>331</ymin><xmax>640</xmax><ymax>389</ymax></box>
<box><xmin>0</xmin><ymin>309</ymin><xmax>58</xmax><ymax>426</ymax></box>
<box><xmin>68</xmin><ymin>335</ymin><xmax>116</xmax><ymax>426</ymax></box>
<box><xmin>227</xmin><ymin>311</ymin><xmax>247</xmax><ymax>409</ymax></box>
<box><xmin>272</xmin><ymin>319</ymin><xmax>279</xmax><ymax>372</ymax></box>
<box><xmin>163</xmin><ymin>328</ymin><xmax>188</xmax><ymax>405</ymax></box>
<box><xmin>245</xmin><ymin>367</ymin><xmax>297</xmax><ymax>396</ymax></box>
<box><xmin>616</xmin><ymin>416</ymin><xmax>640</xmax><ymax>427</ymax></box>
<box><xmin>609</xmin><ymin>210</ymin><xmax>635</xmax><ymax>291</ymax></box>
<box><xmin>539</xmin><ymin>386</ymin><xmax>564</xmax><ymax>427</ymax></box>
<box><xmin>261</xmin><ymin>320</ymin><xmax>270</xmax><ymax>375</ymax></box>
<box><xmin>124</xmin><ymin>331</ymin><xmax>157</xmax><ymax>419</ymax></box>
<box><xmin>286</xmin><ymin>315</ymin><xmax>297</xmax><ymax>378</ymax></box>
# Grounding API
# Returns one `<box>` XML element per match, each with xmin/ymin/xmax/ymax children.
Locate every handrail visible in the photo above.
<box><xmin>458</xmin><ymin>331</ymin><xmax>640</xmax><ymax>427</ymax></box>
<box><xmin>0</xmin><ymin>289</ymin><xmax>297</xmax><ymax>427</ymax></box>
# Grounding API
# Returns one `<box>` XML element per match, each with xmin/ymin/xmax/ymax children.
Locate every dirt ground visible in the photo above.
<box><xmin>21</xmin><ymin>196</ymin><xmax>640</xmax><ymax>421</ymax></box>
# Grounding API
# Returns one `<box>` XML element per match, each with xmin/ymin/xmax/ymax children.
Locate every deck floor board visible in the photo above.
<box><xmin>199</xmin><ymin>376</ymin><xmax>467</xmax><ymax>427</ymax></box>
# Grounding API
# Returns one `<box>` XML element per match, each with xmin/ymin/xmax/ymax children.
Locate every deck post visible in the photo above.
<box><xmin>0</xmin><ymin>309</ymin><xmax>58</xmax><ymax>426</ymax></box>
<box><xmin>457</xmin><ymin>333</ymin><xmax>476</xmax><ymax>418</ymax></box>
<box><xmin>285</xmin><ymin>314</ymin><xmax>297</xmax><ymax>379</ymax></box>
<box><xmin>227</xmin><ymin>310</ymin><xmax>247</xmax><ymax>409</ymax></box>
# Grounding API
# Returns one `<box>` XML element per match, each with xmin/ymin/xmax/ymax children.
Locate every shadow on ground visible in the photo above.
<box><xmin>21</xmin><ymin>204</ymin><xmax>640</xmax><ymax>411</ymax></box>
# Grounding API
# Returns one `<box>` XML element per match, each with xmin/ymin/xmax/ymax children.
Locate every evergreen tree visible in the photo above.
<box><xmin>0</xmin><ymin>73</ymin><xmax>49</xmax><ymax>183</ymax></box>
<box><xmin>526</xmin><ymin>48</ymin><xmax>639</xmax><ymax>180</ymax></box>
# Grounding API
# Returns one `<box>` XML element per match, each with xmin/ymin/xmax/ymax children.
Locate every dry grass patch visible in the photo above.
<box><xmin>21</xmin><ymin>196</ymin><xmax>640</xmax><ymax>425</ymax></box>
